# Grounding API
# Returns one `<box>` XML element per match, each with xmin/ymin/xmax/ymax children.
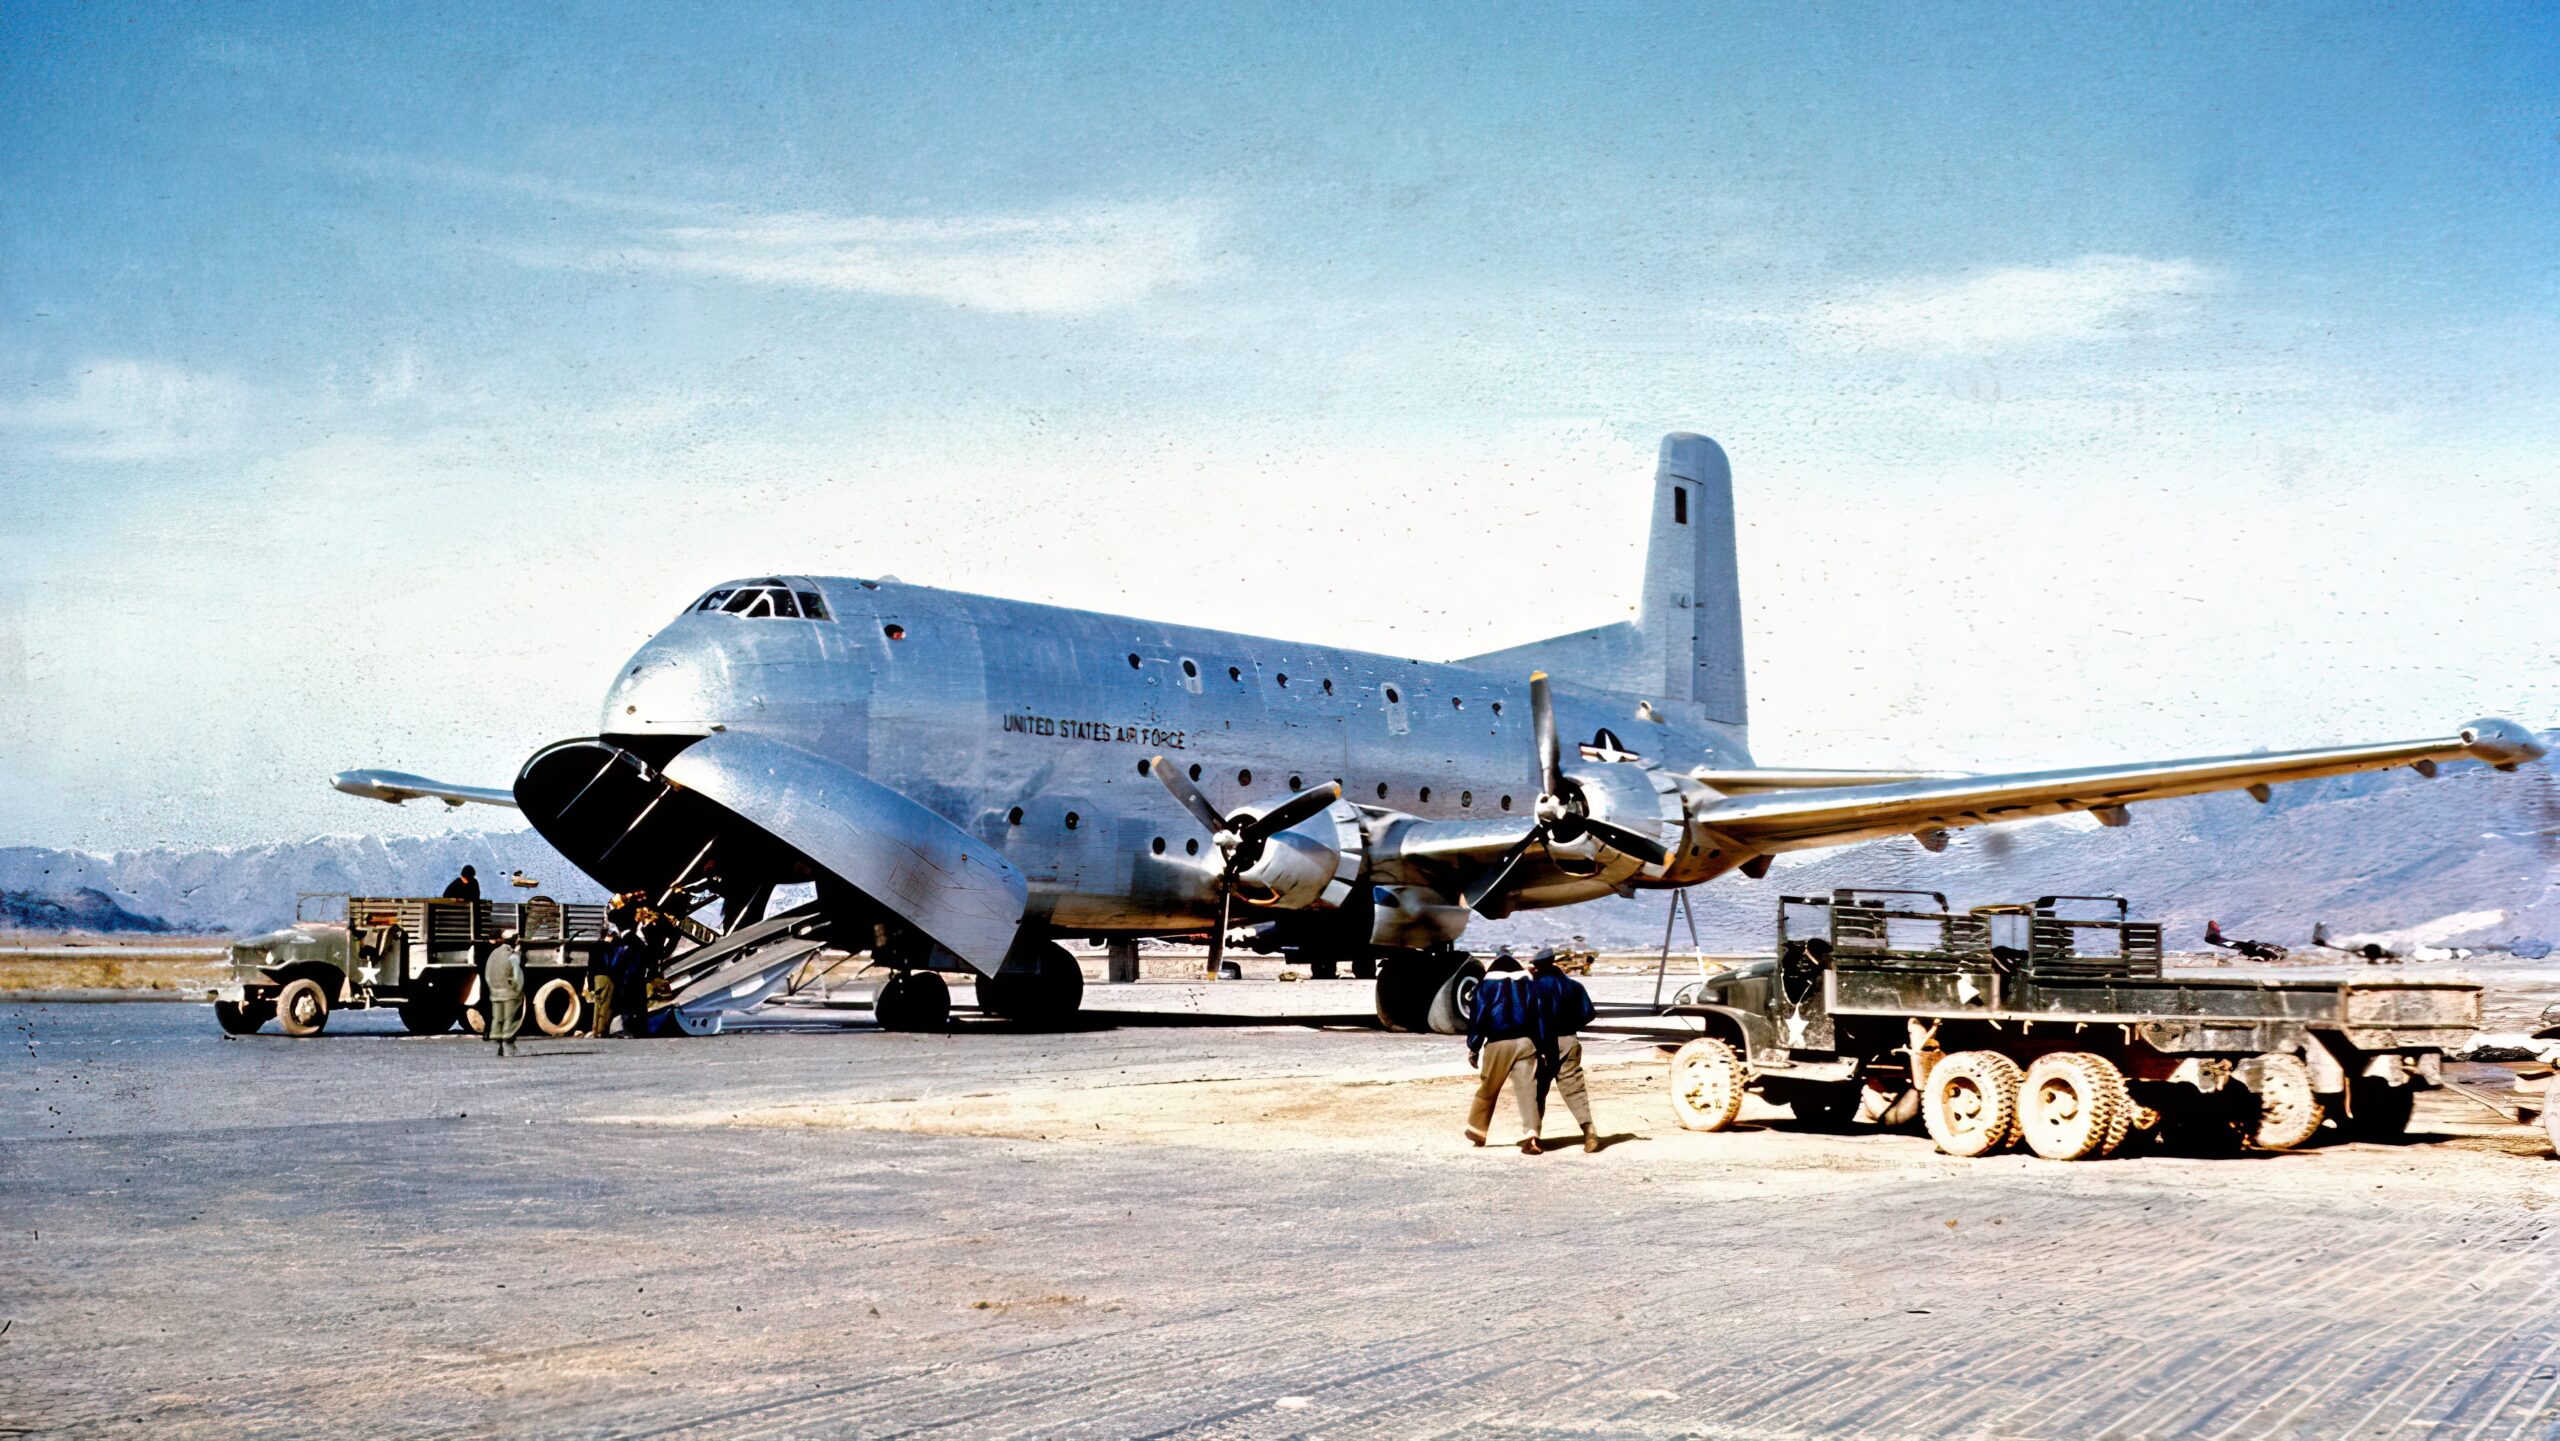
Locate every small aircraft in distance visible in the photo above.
<box><xmin>337</xmin><ymin>432</ymin><xmax>2544</xmax><ymax>1033</ymax></box>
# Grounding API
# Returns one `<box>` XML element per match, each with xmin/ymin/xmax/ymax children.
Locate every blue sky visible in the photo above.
<box><xmin>3</xmin><ymin>2</ymin><xmax>2555</xmax><ymax>849</ymax></box>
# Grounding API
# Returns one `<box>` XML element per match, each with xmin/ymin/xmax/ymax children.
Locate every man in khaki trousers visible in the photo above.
<box><xmin>1464</xmin><ymin>959</ymin><xmax>1546</xmax><ymax>1151</ymax></box>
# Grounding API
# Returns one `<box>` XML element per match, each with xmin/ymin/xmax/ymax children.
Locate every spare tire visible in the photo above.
<box><xmin>530</xmin><ymin>978</ymin><xmax>585</xmax><ymax>1036</ymax></box>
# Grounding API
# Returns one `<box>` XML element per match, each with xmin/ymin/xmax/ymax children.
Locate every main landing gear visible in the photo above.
<box><xmin>1373</xmin><ymin>949</ymin><xmax>1481</xmax><ymax>1035</ymax></box>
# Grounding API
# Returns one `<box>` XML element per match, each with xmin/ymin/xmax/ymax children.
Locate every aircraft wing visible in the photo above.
<box><xmin>331</xmin><ymin>769</ymin><xmax>521</xmax><ymax>809</ymax></box>
<box><xmin>1693</xmin><ymin>717</ymin><xmax>2545</xmax><ymax>854</ymax></box>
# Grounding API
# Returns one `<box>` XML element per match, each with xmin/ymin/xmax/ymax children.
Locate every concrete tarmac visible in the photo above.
<box><xmin>5</xmin><ymin>992</ymin><xmax>2559</xmax><ymax>1439</ymax></box>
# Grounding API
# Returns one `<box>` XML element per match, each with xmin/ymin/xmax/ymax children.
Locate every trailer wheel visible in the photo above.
<box><xmin>1923</xmin><ymin>1050</ymin><xmax>2023</xmax><ymax>1157</ymax></box>
<box><xmin>1668</xmin><ymin>1037</ymin><xmax>1747</xmax><ymax>1132</ymax></box>
<box><xmin>2250</xmin><ymin>1054</ymin><xmax>2324</xmax><ymax>1151</ymax></box>
<box><xmin>2344</xmin><ymin>1078</ymin><xmax>2415</xmax><ymax>1142</ymax></box>
<box><xmin>274</xmin><ymin>978</ymin><xmax>331</xmax><ymax>1038</ymax></box>
<box><xmin>213</xmin><ymin>998</ymin><xmax>271</xmax><ymax>1035</ymax></box>
<box><xmin>2019</xmin><ymin>1051</ymin><xmax>2129</xmax><ymax>1161</ymax></box>
<box><xmin>529</xmin><ymin>979</ymin><xmax>585</xmax><ymax>1036</ymax></box>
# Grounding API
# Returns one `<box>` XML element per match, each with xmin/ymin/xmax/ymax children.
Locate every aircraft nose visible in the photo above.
<box><xmin>604</xmin><ymin>635</ymin><xmax>732</xmax><ymax>734</ymax></box>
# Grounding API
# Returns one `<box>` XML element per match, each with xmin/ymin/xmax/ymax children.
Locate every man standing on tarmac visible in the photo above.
<box><xmin>442</xmin><ymin>865</ymin><xmax>481</xmax><ymax>902</ymax></box>
<box><xmin>1465</xmin><ymin>956</ymin><xmax>1547</xmax><ymax>1152</ymax></box>
<box><xmin>1526</xmin><ymin>947</ymin><xmax>1601</xmax><ymax>1153</ymax></box>
<box><xmin>483</xmin><ymin>927</ymin><xmax>526</xmax><ymax>1057</ymax></box>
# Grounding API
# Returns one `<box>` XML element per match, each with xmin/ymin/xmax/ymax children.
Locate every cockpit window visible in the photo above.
<box><xmin>693</xmin><ymin>582</ymin><xmax>833</xmax><ymax>621</ymax></box>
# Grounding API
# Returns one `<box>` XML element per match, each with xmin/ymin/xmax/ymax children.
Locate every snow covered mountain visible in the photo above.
<box><xmin>5</xmin><ymin>737</ymin><xmax>2552</xmax><ymax>950</ymax></box>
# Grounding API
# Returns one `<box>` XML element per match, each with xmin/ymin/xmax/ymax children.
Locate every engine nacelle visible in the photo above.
<box><xmin>1232</xmin><ymin>828</ymin><xmax>1342</xmax><ymax>910</ymax></box>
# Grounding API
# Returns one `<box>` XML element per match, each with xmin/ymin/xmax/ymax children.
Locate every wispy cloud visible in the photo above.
<box><xmin>1812</xmin><ymin>254</ymin><xmax>2216</xmax><ymax>351</ymax></box>
<box><xmin>558</xmin><ymin>200</ymin><xmax>1227</xmax><ymax>314</ymax></box>
<box><xmin>0</xmin><ymin>359</ymin><xmax>246</xmax><ymax>461</ymax></box>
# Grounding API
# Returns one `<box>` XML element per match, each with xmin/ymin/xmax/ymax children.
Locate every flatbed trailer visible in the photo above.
<box><xmin>214</xmin><ymin>893</ymin><xmax>608</xmax><ymax>1038</ymax></box>
<box><xmin>1662</xmin><ymin>889</ymin><xmax>2481</xmax><ymax>1159</ymax></box>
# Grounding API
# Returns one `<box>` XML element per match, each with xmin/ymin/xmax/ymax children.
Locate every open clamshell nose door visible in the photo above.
<box><xmin>516</xmin><ymin>732</ymin><xmax>1028</xmax><ymax>977</ymax></box>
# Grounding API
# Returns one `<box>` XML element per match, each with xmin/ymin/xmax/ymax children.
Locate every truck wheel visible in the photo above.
<box><xmin>1668</xmin><ymin>1037</ymin><xmax>1747</xmax><ymax>1132</ymax></box>
<box><xmin>274</xmin><ymin>978</ymin><xmax>331</xmax><ymax>1038</ymax></box>
<box><xmin>2344</xmin><ymin>1078</ymin><xmax>2416</xmax><ymax>1142</ymax></box>
<box><xmin>2251</xmin><ymin>1053</ymin><xmax>2324</xmax><ymax>1151</ymax></box>
<box><xmin>1775</xmin><ymin>1082</ymin><xmax>1860</xmax><ymax>1132</ymax></box>
<box><xmin>1923</xmin><ymin>1050</ymin><xmax>2023</xmax><ymax>1157</ymax></box>
<box><xmin>397</xmin><ymin>1001</ymin><xmax>457</xmax><ymax>1035</ymax></box>
<box><xmin>2019</xmin><ymin>1051</ymin><xmax>2129</xmax><ymax>1160</ymax></box>
<box><xmin>1425</xmin><ymin>958</ymin><xmax>1486</xmax><ymax>1036</ymax></box>
<box><xmin>530</xmin><ymin>979</ymin><xmax>585</xmax><ymax>1036</ymax></box>
<box><xmin>213</xmin><ymin>998</ymin><xmax>271</xmax><ymax>1035</ymax></box>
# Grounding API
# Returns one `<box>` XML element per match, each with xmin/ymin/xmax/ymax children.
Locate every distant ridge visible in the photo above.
<box><xmin>0</xmin><ymin>885</ymin><xmax>175</xmax><ymax>935</ymax></box>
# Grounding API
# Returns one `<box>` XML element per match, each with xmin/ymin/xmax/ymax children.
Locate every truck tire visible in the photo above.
<box><xmin>2344</xmin><ymin>1078</ymin><xmax>2415</xmax><ymax>1142</ymax></box>
<box><xmin>274</xmin><ymin>978</ymin><xmax>331</xmax><ymax>1038</ymax></box>
<box><xmin>2019</xmin><ymin>1051</ymin><xmax>2129</xmax><ymax>1160</ymax></box>
<box><xmin>1773</xmin><ymin>1081</ymin><xmax>1859</xmax><ymax>1132</ymax></box>
<box><xmin>1425</xmin><ymin>958</ymin><xmax>1485</xmax><ymax>1036</ymax></box>
<box><xmin>1668</xmin><ymin>1037</ymin><xmax>1747</xmax><ymax>1132</ymax></box>
<box><xmin>398</xmin><ymin>1001</ymin><xmax>458</xmax><ymax>1035</ymax></box>
<box><xmin>1923</xmin><ymin>1050</ymin><xmax>2023</xmax><ymax>1157</ymax></box>
<box><xmin>214</xmin><ymin>998</ymin><xmax>271</xmax><ymax>1035</ymax></box>
<box><xmin>530</xmin><ymin>978</ymin><xmax>585</xmax><ymax>1036</ymax></box>
<box><xmin>2250</xmin><ymin>1053</ymin><xmax>2324</xmax><ymax>1151</ymax></box>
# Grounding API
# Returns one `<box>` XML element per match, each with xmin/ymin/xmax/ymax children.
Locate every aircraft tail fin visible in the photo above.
<box><xmin>1455</xmin><ymin>432</ymin><xmax>1747</xmax><ymax>732</ymax></box>
<box><xmin>1649</xmin><ymin>432</ymin><xmax>1747</xmax><ymax>728</ymax></box>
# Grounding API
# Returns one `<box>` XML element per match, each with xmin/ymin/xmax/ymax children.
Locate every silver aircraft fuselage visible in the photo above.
<box><xmin>602</xmin><ymin>578</ymin><xmax>1744</xmax><ymax>932</ymax></box>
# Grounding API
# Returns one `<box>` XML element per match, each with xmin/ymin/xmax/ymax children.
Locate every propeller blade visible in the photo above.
<box><xmin>1207</xmin><ymin>888</ymin><xmax>1230</xmax><ymax>979</ymax></box>
<box><xmin>1149</xmin><ymin>754</ymin><xmax>1231</xmax><ymax>836</ymax></box>
<box><xmin>1462</xmin><ymin>830</ymin><xmax>1544</xmax><ymax>913</ymax></box>
<box><xmin>1530</xmin><ymin>672</ymin><xmax>1563</xmax><ymax>800</ymax></box>
<box><xmin>1583</xmin><ymin>818</ymin><xmax>1671</xmax><ymax>867</ymax></box>
<box><xmin>1239</xmin><ymin>781</ymin><xmax>1342</xmax><ymax>842</ymax></box>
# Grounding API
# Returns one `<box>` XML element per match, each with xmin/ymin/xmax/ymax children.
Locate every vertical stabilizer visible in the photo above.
<box><xmin>1644</xmin><ymin>434</ymin><xmax>1746</xmax><ymax>727</ymax></box>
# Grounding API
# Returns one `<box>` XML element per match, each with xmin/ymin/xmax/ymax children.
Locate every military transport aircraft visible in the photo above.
<box><xmin>335</xmin><ymin>433</ymin><xmax>2544</xmax><ymax>1034</ymax></box>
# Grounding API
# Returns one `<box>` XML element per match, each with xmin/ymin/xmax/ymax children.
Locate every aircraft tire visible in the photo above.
<box><xmin>1372</xmin><ymin>956</ymin><xmax>1446</xmax><ymax>1032</ymax></box>
<box><xmin>873</xmin><ymin>973</ymin><xmax>912</xmax><ymax>1031</ymax></box>
<box><xmin>1425</xmin><ymin>958</ymin><xmax>1485</xmax><ymax>1036</ymax></box>
<box><xmin>980</xmin><ymin>943</ymin><xmax>1083</xmax><ymax>1027</ymax></box>
<box><xmin>214</xmin><ymin>998</ymin><xmax>271</xmax><ymax>1035</ymax></box>
<box><xmin>274</xmin><ymin>978</ymin><xmax>331</xmax><ymax>1038</ymax></box>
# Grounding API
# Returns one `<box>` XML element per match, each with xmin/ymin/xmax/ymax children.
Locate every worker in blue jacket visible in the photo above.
<box><xmin>1465</xmin><ymin>955</ymin><xmax>1549</xmax><ymax>1151</ymax></box>
<box><xmin>1525</xmin><ymin>947</ymin><xmax>1601</xmax><ymax>1152</ymax></box>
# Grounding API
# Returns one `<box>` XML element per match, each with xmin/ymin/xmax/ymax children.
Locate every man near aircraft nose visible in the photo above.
<box><xmin>1526</xmin><ymin>947</ymin><xmax>1601</xmax><ymax>1153</ymax></box>
<box><xmin>1465</xmin><ymin>955</ymin><xmax>1546</xmax><ymax>1152</ymax></box>
<box><xmin>483</xmin><ymin>927</ymin><xmax>526</xmax><ymax>1057</ymax></box>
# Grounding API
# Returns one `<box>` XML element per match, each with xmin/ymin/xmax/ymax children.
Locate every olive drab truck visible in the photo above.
<box><xmin>1663</xmin><ymin>890</ymin><xmax>2481</xmax><ymax>1160</ymax></box>
<box><xmin>214</xmin><ymin>893</ymin><xmax>608</xmax><ymax>1038</ymax></box>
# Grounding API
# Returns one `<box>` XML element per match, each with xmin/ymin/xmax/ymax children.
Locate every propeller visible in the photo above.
<box><xmin>1149</xmin><ymin>758</ymin><xmax>1342</xmax><ymax>978</ymax></box>
<box><xmin>1464</xmin><ymin>672</ymin><xmax>1671</xmax><ymax>913</ymax></box>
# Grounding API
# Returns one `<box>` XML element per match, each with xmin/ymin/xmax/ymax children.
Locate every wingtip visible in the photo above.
<box><xmin>2459</xmin><ymin>718</ymin><xmax>2546</xmax><ymax>769</ymax></box>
